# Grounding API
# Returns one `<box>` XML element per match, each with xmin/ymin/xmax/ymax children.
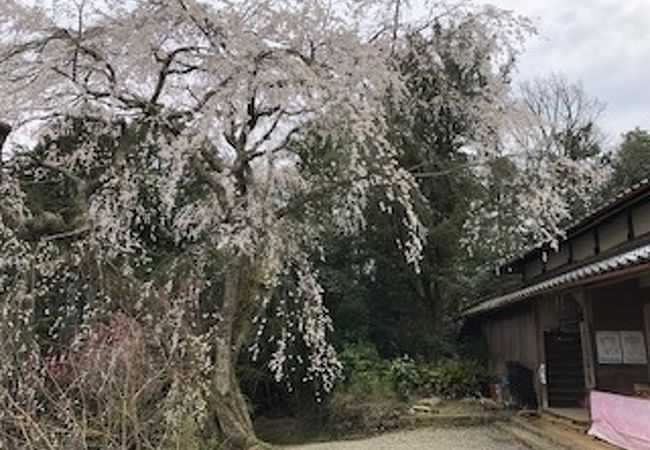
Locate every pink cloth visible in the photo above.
<box><xmin>589</xmin><ymin>390</ymin><xmax>650</xmax><ymax>450</ymax></box>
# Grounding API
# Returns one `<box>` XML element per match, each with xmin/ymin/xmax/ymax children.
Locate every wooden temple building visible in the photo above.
<box><xmin>465</xmin><ymin>179</ymin><xmax>650</xmax><ymax>448</ymax></box>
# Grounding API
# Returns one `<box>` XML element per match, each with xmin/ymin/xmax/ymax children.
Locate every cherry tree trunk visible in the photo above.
<box><xmin>212</xmin><ymin>367</ymin><xmax>257</xmax><ymax>449</ymax></box>
<box><xmin>210</xmin><ymin>258</ymin><xmax>264</xmax><ymax>449</ymax></box>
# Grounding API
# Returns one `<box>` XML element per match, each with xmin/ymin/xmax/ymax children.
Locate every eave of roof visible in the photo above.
<box><xmin>499</xmin><ymin>178</ymin><xmax>650</xmax><ymax>269</ymax></box>
<box><xmin>464</xmin><ymin>242</ymin><xmax>650</xmax><ymax>317</ymax></box>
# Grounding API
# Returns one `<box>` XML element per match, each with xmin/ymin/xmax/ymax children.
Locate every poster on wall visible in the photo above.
<box><xmin>596</xmin><ymin>331</ymin><xmax>623</xmax><ymax>364</ymax></box>
<box><xmin>621</xmin><ymin>331</ymin><xmax>648</xmax><ymax>365</ymax></box>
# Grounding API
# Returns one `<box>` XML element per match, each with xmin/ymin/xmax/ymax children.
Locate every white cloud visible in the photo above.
<box><xmin>471</xmin><ymin>0</ymin><xmax>650</xmax><ymax>141</ymax></box>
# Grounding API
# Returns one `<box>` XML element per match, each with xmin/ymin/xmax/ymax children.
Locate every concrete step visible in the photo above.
<box><xmin>501</xmin><ymin>416</ymin><xmax>617</xmax><ymax>450</ymax></box>
<box><xmin>541</xmin><ymin>409</ymin><xmax>590</xmax><ymax>433</ymax></box>
<box><xmin>497</xmin><ymin>421</ymin><xmax>573</xmax><ymax>450</ymax></box>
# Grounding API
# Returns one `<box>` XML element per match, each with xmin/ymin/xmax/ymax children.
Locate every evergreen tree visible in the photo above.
<box><xmin>605</xmin><ymin>128</ymin><xmax>650</xmax><ymax>195</ymax></box>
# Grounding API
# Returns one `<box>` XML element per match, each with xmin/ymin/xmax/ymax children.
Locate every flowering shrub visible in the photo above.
<box><xmin>1</xmin><ymin>309</ymin><xmax>213</xmax><ymax>450</ymax></box>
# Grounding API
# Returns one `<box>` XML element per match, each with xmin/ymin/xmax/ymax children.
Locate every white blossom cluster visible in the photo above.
<box><xmin>461</xmin><ymin>109</ymin><xmax>606</xmax><ymax>261</ymax></box>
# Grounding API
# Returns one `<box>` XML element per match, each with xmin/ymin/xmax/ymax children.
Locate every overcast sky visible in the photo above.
<box><xmin>471</xmin><ymin>0</ymin><xmax>650</xmax><ymax>144</ymax></box>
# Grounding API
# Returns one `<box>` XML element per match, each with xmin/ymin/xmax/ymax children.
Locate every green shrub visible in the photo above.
<box><xmin>386</xmin><ymin>356</ymin><xmax>419</xmax><ymax>400</ymax></box>
<box><xmin>338</xmin><ymin>343</ymin><xmax>385</xmax><ymax>395</ymax></box>
<box><xmin>339</xmin><ymin>343</ymin><xmax>381</xmax><ymax>375</ymax></box>
<box><xmin>421</xmin><ymin>359</ymin><xmax>487</xmax><ymax>399</ymax></box>
<box><xmin>338</xmin><ymin>345</ymin><xmax>487</xmax><ymax>402</ymax></box>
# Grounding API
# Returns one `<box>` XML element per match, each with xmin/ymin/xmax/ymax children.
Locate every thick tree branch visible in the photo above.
<box><xmin>150</xmin><ymin>46</ymin><xmax>201</xmax><ymax>105</ymax></box>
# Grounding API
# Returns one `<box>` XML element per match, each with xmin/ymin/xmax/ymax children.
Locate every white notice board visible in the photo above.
<box><xmin>596</xmin><ymin>331</ymin><xmax>648</xmax><ymax>365</ymax></box>
<box><xmin>621</xmin><ymin>331</ymin><xmax>648</xmax><ymax>365</ymax></box>
<box><xmin>596</xmin><ymin>331</ymin><xmax>622</xmax><ymax>364</ymax></box>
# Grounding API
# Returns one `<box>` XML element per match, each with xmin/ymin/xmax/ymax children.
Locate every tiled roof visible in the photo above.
<box><xmin>464</xmin><ymin>242</ymin><xmax>650</xmax><ymax>316</ymax></box>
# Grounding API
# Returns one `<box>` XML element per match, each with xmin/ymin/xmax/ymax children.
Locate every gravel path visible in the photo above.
<box><xmin>285</xmin><ymin>426</ymin><xmax>531</xmax><ymax>450</ymax></box>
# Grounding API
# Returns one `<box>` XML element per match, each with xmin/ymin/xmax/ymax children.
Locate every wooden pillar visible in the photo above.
<box><xmin>533</xmin><ymin>300</ymin><xmax>543</xmax><ymax>408</ymax></box>
<box><xmin>535</xmin><ymin>297</ymin><xmax>549</xmax><ymax>409</ymax></box>
<box><xmin>643</xmin><ymin>302</ymin><xmax>650</xmax><ymax>379</ymax></box>
<box><xmin>577</xmin><ymin>290</ymin><xmax>597</xmax><ymax>391</ymax></box>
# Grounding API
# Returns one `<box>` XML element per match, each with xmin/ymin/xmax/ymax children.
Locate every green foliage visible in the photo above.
<box><xmin>604</xmin><ymin>127</ymin><xmax>650</xmax><ymax>197</ymax></box>
<box><xmin>338</xmin><ymin>343</ymin><xmax>385</xmax><ymax>396</ymax></box>
<box><xmin>420</xmin><ymin>359</ymin><xmax>488</xmax><ymax>399</ymax></box>
<box><xmin>320</xmin><ymin>10</ymin><xmax>515</xmax><ymax>361</ymax></box>
<box><xmin>319</xmin><ymin>238</ymin><xmax>372</xmax><ymax>348</ymax></box>
<box><xmin>339</xmin><ymin>343</ymin><xmax>381</xmax><ymax>375</ymax></box>
<box><xmin>336</xmin><ymin>344</ymin><xmax>487</xmax><ymax>402</ymax></box>
<box><xmin>337</xmin><ymin>344</ymin><xmax>420</xmax><ymax>401</ymax></box>
<box><xmin>386</xmin><ymin>356</ymin><xmax>419</xmax><ymax>400</ymax></box>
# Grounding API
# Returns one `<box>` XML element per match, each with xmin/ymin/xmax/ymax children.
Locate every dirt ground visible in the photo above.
<box><xmin>284</xmin><ymin>426</ymin><xmax>533</xmax><ymax>450</ymax></box>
